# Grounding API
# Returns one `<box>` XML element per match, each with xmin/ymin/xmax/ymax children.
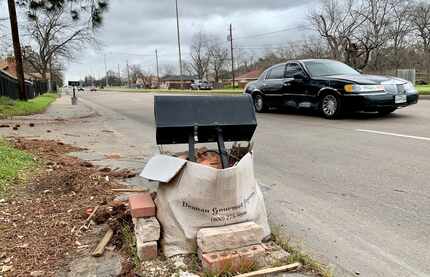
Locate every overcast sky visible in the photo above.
<box><xmin>2</xmin><ymin>0</ymin><xmax>320</xmax><ymax>82</ymax></box>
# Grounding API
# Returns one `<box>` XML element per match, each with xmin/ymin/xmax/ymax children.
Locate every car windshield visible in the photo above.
<box><xmin>304</xmin><ymin>60</ymin><xmax>360</xmax><ymax>77</ymax></box>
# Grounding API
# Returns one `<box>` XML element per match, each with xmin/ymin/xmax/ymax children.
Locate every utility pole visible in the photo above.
<box><xmin>126</xmin><ymin>60</ymin><xmax>131</xmax><ymax>88</ymax></box>
<box><xmin>7</xmin><ymin>0</ymin><xmax>27</xmax><ymax>100</ymax></box>
<box><xmin>117</xmin><ymin>64</ymin><xmax>121</xmax><ymax>86</ymax></box>
<box><xmin>155</xmin><ymin>49</ymin><xmax>160</xmax><ymax>83</ymax></box>
<box><xmin>104</xmin><ymin>54</ymin><xmax>109</xmax><ymax>87</ymax></box>
<box><xmin>229</xmin><ymin>24</ymin><xmax>235</xmax><ymax>89</ymax></box>
<box><xmin>48</xmin><ymin>57</ymin><xmax>52</xmax><ymax>91</ymax></box>
<box><xmin>175</xmin><ymin>0</ymin><xmax>183</xmax><ymax>89</ymax></box>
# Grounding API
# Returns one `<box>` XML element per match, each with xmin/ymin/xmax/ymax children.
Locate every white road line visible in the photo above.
<box><xmin>356</xmin><ymin>129</ymin><xmax>430</xmax><ymax>142</ymax></box>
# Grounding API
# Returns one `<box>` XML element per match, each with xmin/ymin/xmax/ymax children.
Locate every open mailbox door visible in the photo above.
<box><xmin>154</xmin><ymin>95</ymin><xmax>257</xmax><ymax>168</ymax></box>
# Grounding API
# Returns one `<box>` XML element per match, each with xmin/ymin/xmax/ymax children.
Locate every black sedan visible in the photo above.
<box><xmin>244</xmin><ymin>59</ymin><xmax>419</xmax><ymax>119</ymax></box>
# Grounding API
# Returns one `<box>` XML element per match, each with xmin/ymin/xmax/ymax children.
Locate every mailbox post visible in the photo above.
<box><xmin>68</xmin><ymin>81</ymin><xmax>79</xmax><ymax>105</ymax></box>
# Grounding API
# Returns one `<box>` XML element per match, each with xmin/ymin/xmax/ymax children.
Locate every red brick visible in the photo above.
<box><xmin>129</xmin><ymin>193</ymin><xmax>156</xmax><ymax>218</ymax></box>
<box><xmin>201</xmin><ymin>244</ymin><xmax>265</xmax><ymax>273</ymax></box>
<box><xmin>137</xmin><ymin>241</ymin><xmax>158</xmax><ymax>261</ymax></box>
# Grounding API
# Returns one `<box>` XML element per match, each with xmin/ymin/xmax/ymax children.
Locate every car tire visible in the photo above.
<box><xmin>253</xmin><ymin>94</ymin><xmax>268</xmax><ymax>113</ymax></box>
<box><xmin>320</xmin><ymin>93</ymin><xmax>342</xmax><ymax>119</ymax></box>
<box><xmin>378</xmin><ymin>107</ymin><xmax>397</xmax><ymax>116</ymax></box>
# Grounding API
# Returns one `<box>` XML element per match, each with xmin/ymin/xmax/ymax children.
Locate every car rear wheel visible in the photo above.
<box><xmin>253</xmin><ymin>94</ymin><xmax>268</xmax><ymax>113</ymax></box>
<box><xmin>320</xmin><ymin>93</ymin><xmax>341</xmax><ymax>119</ymax></box>
<box><xmin>378</xmin><ymin>107</ymin><xmax>397</xmax><ymax>116</ymax></box>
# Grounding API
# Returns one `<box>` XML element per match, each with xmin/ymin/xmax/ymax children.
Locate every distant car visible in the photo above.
<box><xmin>245</xmin><ymin>59</ymin><xmax>419</xmax><ymax>119</ymax></box>
<box><xmin>78</xmin><ymin>87</ymin><xmax>84</xmax><ymax>91</ymax></box>
<box><xmin>191</xmin><ymin>80</ymin><xmax>213</xmax><ymax>90</ymax></box>
<box><xmin>90</xmin><ymin>87</ymin><xmax>97</xmax><ymax>92</ymax></box>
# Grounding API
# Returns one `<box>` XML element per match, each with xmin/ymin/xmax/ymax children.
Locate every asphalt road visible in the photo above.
<box><xmin>79</xmin><ymin>91</ymin><xmax>430</xmax><ymax>277</ymax></box>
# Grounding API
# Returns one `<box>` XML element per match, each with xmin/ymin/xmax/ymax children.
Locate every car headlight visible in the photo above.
<box><xmin>344</xmin><ymin>84</ymin><xmax>385</xmax><ymax>93</ymax></box>
<box><xmin>403</xmin><ymin>82</ymin><xmax>417</xmax><ymax>93</ymax></box>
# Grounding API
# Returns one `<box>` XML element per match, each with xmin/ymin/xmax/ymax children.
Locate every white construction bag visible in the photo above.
<box><xmin>140</xmin><ymin>153</ymin><xmax>271</xmax><ymax>257</ymax></box>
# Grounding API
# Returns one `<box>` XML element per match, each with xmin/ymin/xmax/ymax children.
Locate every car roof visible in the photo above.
<box><xmin>267</xmin><ymin>59</ymin><xmax>337</xmax><ymax>67</ymax></box>
<box><xmin>296</xmin><ymin>59</ymin><xmax>337</xmax><ymax>63</ymax></box>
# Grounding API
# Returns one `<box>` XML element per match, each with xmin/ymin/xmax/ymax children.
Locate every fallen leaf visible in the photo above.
<box><xmin>1</xmin><ymin>265</ymin><xmax>13</xmax><ymax>272</ymax></box>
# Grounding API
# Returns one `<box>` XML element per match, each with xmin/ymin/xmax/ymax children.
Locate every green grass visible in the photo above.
<box><xmin>0</xmin><ymin>93</ymin><xmax>58</xmax><ymax>118</ymax></box>
<box><xmin>417</xmin><ymin>85</ymin><xmax>430</xmax><ymax>95</ymax></box>
<box><xmin>271</xmin><ymin>226</ymin><xmax>333</xmax><ymax>277</ymax></box>
<box><xmin>0</xmin><ymin>138</ymin><xmax>36</xmax><ymax>196</ymax></box>
<box><xmin>101</xmin><ymin>86</ymin><xmax>243</xmax><ymax>95</ymax></box>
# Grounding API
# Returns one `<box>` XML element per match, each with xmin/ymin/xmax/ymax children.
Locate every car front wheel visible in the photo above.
<box><xmin>321</xmin><ymin>93</ymin><xmax>341</xmax><ymax>119</ymax></box>
<box><xmin>253</xmin><ymin>94</ymin><xmax>268</xmax><ymax>113</ymax></box>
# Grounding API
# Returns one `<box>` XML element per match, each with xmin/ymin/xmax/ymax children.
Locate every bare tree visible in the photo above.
<box><xmin>310</xmin><ymin>0</ymin><xmax>363</xmax><ymax>61</ymax></box>
<box><xmin>208</xmin><ymin>40</ymin><xmax>228</xmax><ymax>83</ymax></box>
<box><xmin>190</xmin><ymin>31</ymin><xmax>211</xmax><ymax>80</ymax></box>
<box><xmin>128</xmin><ymin>64</ymin><xmax>143</xmax><ymax>83</ymax></box>
<box><xmin>23</xmin><ymin>6</ymin><xmax>94</xmax><ymax>89</ymax></box>
<box><xmin>300</xmin><ymin>37</ymin><xmax>329</xmax><ymax>59</ymax></box>
<box><xmin>0</xmin><ymin>1</ymin><xmax>8</xmax><ymax>51</ymax></box>
<box><xmin>354</xmin><ymin>0</ymin><xmax>393</xmax><ymax>70</ymax></box>
<box><xmin>411</xmin><ymin>1</ymin><xmax>430</xmax><ymax>74</ymax></box>
<box><xmin>387</xmin><ymin>0</ymin><xmax>413</xmax><ymax>70</ymax></box>
<box><xmin>411</xmin><ymin>1</ymin><xmax>430</xmax><ymax>53</ymax></box>
<box><xmin>181</xmin><ymin>61</ymin><xmax>194</xmax><ymax>76</ymax></box>
<box><xmin>0</xmin><ymin>17</ymin><xmax>9</xmax><ymax>54</ymax></box>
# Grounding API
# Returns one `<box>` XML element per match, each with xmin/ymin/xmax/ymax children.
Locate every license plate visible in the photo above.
<box><xmin>395</xmin><ymin>95</ymin><xmax>407</xmax><ymax>104</ymax></box>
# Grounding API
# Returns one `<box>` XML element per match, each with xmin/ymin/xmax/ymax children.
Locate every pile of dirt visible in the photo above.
<box><xmin>0</xmin><ymin>138</ymin><xmax>133</xmax><ymax>276</ymax></box>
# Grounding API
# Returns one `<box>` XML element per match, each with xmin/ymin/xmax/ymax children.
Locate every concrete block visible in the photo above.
<box><xmin>197</xmin><ymin>221</ymin><xmax>264</xmax><ymax>253</ymax></box>
<box><xmin>201</xmin><ymin>244</ymin><xmax>265</xmax><ymax>273</ymax></box>
<box><xmin>129</xmin><ymin>193</ymin><xmax>156</xmax><ymax>218</ymax></box>
<box><xmin>133</xmin><ymin>217</ymin><xmax>160</xmax><ymax>242</ymax></box>
<box><xmin>136</xmin><ymin>241</ymin><xmax>157</xmax><ymax>261</ymax></box>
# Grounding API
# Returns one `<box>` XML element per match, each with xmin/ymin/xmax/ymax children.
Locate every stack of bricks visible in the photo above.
<box><xmin>129</xmin><ymin>193</ymin><xmax>160</xmax><ymax>261</ymax></box>
<box><xmin>197</xmin><ymin>221</ymin><xmax>266</xmax><ymax>273</ymax></box>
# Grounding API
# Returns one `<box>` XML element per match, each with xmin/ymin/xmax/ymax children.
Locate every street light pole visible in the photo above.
<box><xmin>229</xmin><ymin>24</ymin><xmax>235</xmax><ymax>89</ymax></box>
<box><xmin>175</xmin><ymin>0</ymin><xmax>184</xmax><ymax>89</ymax></box>
<box><xmin>126</xmin><ymin>60</ymin><xmax>131</xmax><ymax>88</ymax></box>
<box><xmin>155</xmin><ymin>49</ymin><xmax>160</xmax><ymax>83</ymax></box>
<box><xmin>104</xmin><ymin>54</ymin><xmax>109</xmax><ymax>87</ymax></box>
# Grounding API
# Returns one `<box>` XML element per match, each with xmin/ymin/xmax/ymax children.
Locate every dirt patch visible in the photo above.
<box><xmin>0</xmin><ymin>138</ymin><xmax>134</xmax><ymax>276</ymax></box>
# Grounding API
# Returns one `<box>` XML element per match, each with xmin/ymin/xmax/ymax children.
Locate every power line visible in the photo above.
<box><xmin>234</xmin><ymin>25</ymin><xmax>311</xmax><ymax>41</ymax></box>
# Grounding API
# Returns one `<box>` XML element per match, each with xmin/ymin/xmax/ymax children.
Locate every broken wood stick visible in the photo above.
<box><xmin>235</xmin><ymin>262</ymin><xmax>302</xmax><ymax>277</ymax></box>
<box><xmin>91</xmin><ymin>228</ymin><xmax>114</xmax><ymax>257</ymax></box>
<box><xmin>84</xmin><ymin>205</ymin><xmax>99</xmax><ymax>224</ymax></box>
<box><xmin>79</xmin><ymin>205</ymin><xmax>99</xmax><ymax>231</ymax></box>
<box><xmin>111</xmin><ymin>188</ymin><xmax>149</xmax><ymax>193</ymax></box>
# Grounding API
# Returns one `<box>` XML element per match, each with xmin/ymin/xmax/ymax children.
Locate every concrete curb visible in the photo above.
<box><xmin>419</xmin><ymin>94</ymin><xmax>430</xmax><ymax>100</ymax></box>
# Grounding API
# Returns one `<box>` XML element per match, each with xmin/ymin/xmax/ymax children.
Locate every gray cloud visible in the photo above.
<box><xmin>61</xmin><ymin>0</ymin><xmax>319</xmax><ymax>81</ymax></box>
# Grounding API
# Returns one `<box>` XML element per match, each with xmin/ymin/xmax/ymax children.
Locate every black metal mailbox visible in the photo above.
<box><xmin>154</xmin><ymin>95</ymin><xmax>257</xmax><ymax>168</ymax></box>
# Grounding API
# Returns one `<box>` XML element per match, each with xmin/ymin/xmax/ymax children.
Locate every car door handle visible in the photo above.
<box><xmin>283</xmin><ymin>78</ymin><xmax>293</xmax><ymax>86</ymax></box>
